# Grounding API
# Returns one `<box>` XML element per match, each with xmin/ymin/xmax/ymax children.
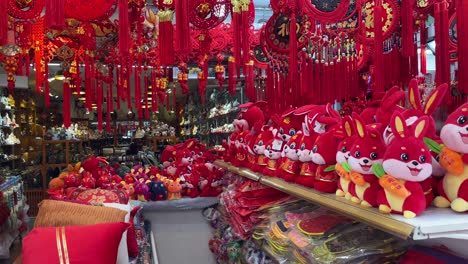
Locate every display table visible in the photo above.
<box><xmin>133</xmin><ymin>198</ymin><xmax>218</xmax><ymax>264</ymax></box>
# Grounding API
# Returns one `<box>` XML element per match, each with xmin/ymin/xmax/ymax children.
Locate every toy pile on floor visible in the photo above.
<box><xmin>47</xmin><ymin>138</ymin><xmax>225</xmax><ymax>202</ymax></box>
<box><xmin>225</xmin><ymin>79</ymin><xmax>468</xmax><ymax>218</ymax></box>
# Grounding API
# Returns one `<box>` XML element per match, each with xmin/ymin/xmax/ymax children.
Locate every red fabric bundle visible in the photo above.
<box><xmin>45</xmin><ymin>0</ymin><xmax>65</xmax><ymax>29</ymax></box>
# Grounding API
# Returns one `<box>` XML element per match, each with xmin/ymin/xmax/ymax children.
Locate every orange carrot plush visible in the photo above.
<box><xmin>372</xmin><ymin>164</ymin><xmax>410</xmax><ymax>198</ymax></box>
<box><xmin>424</xmin><ymin>137</ymin><xmax>463</xmax><ymax>176</ymax></box>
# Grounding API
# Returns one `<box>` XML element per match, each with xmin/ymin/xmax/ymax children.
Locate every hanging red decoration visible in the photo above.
<box><xmin>360</xmin><ymin>0</ymin><xmax>399</xmax><ymax>44</ymax></box>
<box><xmin>144</xmin><ymin>74</ymin><xmax>149</xmax><ymax>118</ymax></box>
<box><xmin>7</xmin><ymin>0</ymin><xmax>44</xmax><ymax>19</ymax></box>
<box><xmin>414</xmin><ymin>0</ymin><xmax>435</xmax><ymax>14</ymax></box>
<box><xmin>190</xmin><ymin>0</ymin><xmax>230</xmax><ymax>30</ymax></box>
<box><xmin>419</xmin><ymin>19</ymin><xmax>427</xmax><ymax>75</ymax></box>
<box><xmin>301</xmin><ymin>0</ymin><xmax>350</xmax><ymax>23</ymax></box>
<box><xmin>119</xmin><ymin>0</ymin><xmax>131</xmax><ymax>56</ymax></box>
<box><xmin>401</xmin><ymin>0</ymin><xmax>415</xmax><ymax>57</ymax></box>
<box><xmin>45</xmin><ymin>0</ymin><xmax>65</xmax><ymax>29</ymax></box>
<box><xmin>134</xmin><ymin>68</ymin><xmax>142</xmax><ymax>119</ymax></box>
<box><xmin>158</xmin><ymin>9</ymin><xmax>175</xmax><ymax>65</ymax></box>
<box><xmin>457</xmin><ymin>0</ymin><xmax>468</xmax><ymax>96</ymax></box>
<box><xmin>288</xmin><ymin>8</ymin><xmax>298</xmax><ymax>88</ymax></box>
<box><xmin>97</xmin><ymin>80</ymin><xmax>103</xmax><ymax>131</ymax></box>
<box><xmin>64</xmin><ymin>0</ymin><xmax>115</xmax><ymax>21</ymax></box>
<box><xmin>228</xmin><ymin>56</ymin><xmax>237</xmax><ymax>94</ymax></box>
<box><xmin>215</xmin><ymin>53</ymin><xmax>225</xmax><ymax>91</ymax></box>
<box><xmin>373</xmin><ymin>0</ymin><xmax>384</xmax><ymax>94</ymax></box>
<box><xmin>175</xmin><ymin>0</ymin><xmax>191</xmax><ymax>54</ymax></box>
<box><xmin>106</xmin><ymin>87</ymin><xmax>112</xmax><ymax>132</ymax></box>
<box><xmin>177</xmin><ymin>62</ymin><xmax>189</xmax><ymax>94</ymax></box>
<box><xmin>63</xmin><ymin>74</ymin><xmax>71</xmax><ymax>128</ymax></box>
<box><xmin>32</xmin><ymin>18</ymin><xmax>44</xmax><ymax>94</ymax></box>
<box><xmin>0</xmin><ymin>0</ymin><xmax>7</xmax><ymax>46</ymax></box>
<box><xmin>264</xmin><ymin>12</ymin><xmax>310</xmax><ymax>54</ymax></box>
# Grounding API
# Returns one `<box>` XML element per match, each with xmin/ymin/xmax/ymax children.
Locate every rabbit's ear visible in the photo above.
<box><xmin>424</xmin><ymin>83</ymin><xmax>448</xmax><ymax>115</ymax></box>
<box><xmin>68</xmin><ymin>164</ymin><xmax>74</xmax><ymax>172</ymax></box>
<box><xmin>390</xmin><ymin>112</ymin><xmax>407</xmax><ymax>139</ymax></box>
<box><xmin>412</xmin><ymin>116</ymin><xmax>429</xmax><ymax>139</ymax></box>
<box><xmin>381</xmin><ymin>86</ymin><xmax>405</xmax><ymax>110</ymax></box>
<box><xmin>326</xmin><ymin>103</ymin><xmax>341</xmax><ymax>120</ymax></box>
<box><xmin>343</xmin><ymin>116</ymin><xmax>354</xmax><ymax>138</ymax></box>
<box><xmin>408</xmin><ymin>79</ymin><xmax>422</xmax><ymax>110</ymax></box>
<box><xmin>352</xmin><ymin>113</ymin><xmax>366</xmax><ymax>138</ymax></box>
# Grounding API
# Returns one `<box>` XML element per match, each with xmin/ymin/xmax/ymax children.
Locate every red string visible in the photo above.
<box><xmin>159</xmin><ymin>21</ymin><xmax>174</xmax><ymax>65</ymax></box>
<box><xmin>116</xmin><ymin>66</ymin><xmax>121</xmax><ymax>110</ymax></box>
<box><xmin>228</xmin><ymin>57</ymin><xmax>237</xmax><ymax>94</ymax></box>
<box><xmin>175</xmin><ymin>0</ymin><xmax>190</xmax><ymax>54</ymax></box>
<box><xmin>151</xmin><ymin>72</ymin><xmax>157</xmax><ymax>112</ymax></box>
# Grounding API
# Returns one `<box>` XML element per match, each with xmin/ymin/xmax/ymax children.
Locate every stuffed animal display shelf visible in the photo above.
<box><xmin>224</xmin><ymin>79</ymin><xmax>462</xmax><ymax>218</ymax></box>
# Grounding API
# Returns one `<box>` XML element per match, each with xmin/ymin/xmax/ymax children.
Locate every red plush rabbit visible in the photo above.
<box><xmin>279</xmin><ymin>134</ymin><xmax>303</xmax><ymax>182</ymax></box>
<box><xmin>433</xmin><ymin>102</ymin><xmax>468</xmax><ymax>212</ymax></box>
<box><xmin>309</xmin><ymin>129</ymin><xmax>341</xmax><ymax>193</ymax></box>
<box><xmin>347</xmin><ymin>113</ymin><xmax>385</xmax><ymax>207</ymax></box>
<box><xmin>231</xmin><ymin>131</ymin><xmax>249</xmax><ymax>167</ymax></box>
<box><xmin>295</xmin><ymin>134</ymin><xmax>318</xmax><ymax>188</ymax></box>
<box><xmin>403</xmin><ymin>79</ymin><xmax>448</xmax><ymax>139</ymax></box>
<box><xmin>335</xmin><ymin>116</ymin><xmax>358</xmax><ymax>199</ymax></box>
<box><xmin>262</xmin><ymin>138</ymin><xmax>284</xmax><ymax>177</ymax></box>
<box><xmin>375</xmin><ymin>86</ymin><xmax>406</xmax><ymax>144</ymax></box>
<box><xmin>376</xmin><ymin>113</ymin><xmax>432</xmax><ymax>218</ymax></box>
<box><xmin>252</xmin><ymin>128</ymin><xmax>274</xmax><ymax>173</ymax></box>
<box><xmin>276</xmin><ymin>108</ymin><xmax>303</xmax><ymax>143</ymax></box>
<box><xmin>233</xmin><ymin>101</ymin><xmax>266</xmax><ymax>132</ymax></box>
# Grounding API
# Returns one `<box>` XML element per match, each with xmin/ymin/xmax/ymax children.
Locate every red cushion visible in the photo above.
<box><xmin>68</xmin><ymin>188</ymin><xmax>129</xmax><ymax>204</ymax></box>
<box><xmin>127</xmin><ymin>207</ymin><xmax>140</xmax><ymax>258</ymax></box>
<box><xmin>22</xmin><ymin>222</ymin><xmax>130</xmax><ymax>264</ymax></box>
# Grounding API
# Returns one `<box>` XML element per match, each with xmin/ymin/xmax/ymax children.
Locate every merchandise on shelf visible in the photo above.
<box><xmin>221</xmin><ymin>78</ymin><xmax>468</xmax><ymax>219</ymax></box>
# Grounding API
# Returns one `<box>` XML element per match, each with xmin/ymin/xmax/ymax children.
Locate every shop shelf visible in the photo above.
<box><xmin>214</xmin><ymin>160</ymin><xmax>468</xmax><ymax>240</ymax></box>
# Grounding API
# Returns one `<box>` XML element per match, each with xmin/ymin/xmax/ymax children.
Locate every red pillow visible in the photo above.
<box><xmin>68</xmin><ymin>189</ymin><xmax>129</xmax><ymax>204</ymax></box>
<box><xmin>22</xmin><ymin>222</ymin><xmax>130</xmax><ymax>264</ymax></box>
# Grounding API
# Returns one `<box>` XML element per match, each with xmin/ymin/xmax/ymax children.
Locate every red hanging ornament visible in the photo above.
<box><xmin>158</xmin><ymin>9</ymin><xmax>175</xmax><ymax>65</ymax></box>
<box><xmin>420</xmin><ymin>19</ymin><xmax>427</xmax><ymax>75</ymax></box>
<box><xmin>106</xmin><ymin>87</ymin><xmax>112</xmax><ymax>132</ymax></box>
<box><xmin>44</xmin><ymin>57</ymin><xmax>50</xmax><ymax>107</ymax></box>
<box><xmin>288</xmin><ymin>10</ymin><xmax>298</xmax><ymax>88</ymax></box>
<box><xmin>373</xmin><ymin>0</ymin><xmax>384</xmax><ymax>94</ymax></box>
<box><xmin>45</xmin><ymin>0</ymin><xmax>65</xmax><ymax>28</ymax></box>
<box><xmin>144</xmin><ymin>74</ymin><xmax>149</xmax><ymax>118</ymax></box>
<box><xmin>198</xmin><ymin>60</ymin><xmax>208</xmax><ymax>104</ymax></box>
<box><xmin>134</xmin><ymin>69</ymin><xmax>142</xmax><ymax>119</ymax></box>
<box><xmin>401</xmin><ymin>0</ymin><xmax>415</xmax><ymax>57</ymax></box>
<box><xmin>457</xmin><ymin>0</ymin><xmax>468</xmax><ymax>96</ymax></box>
<box><xmin>63</xmin><ymin>74</ymin><xmax>71</xmax><ymax>128</ymax></box>
<box><xmin>97</xmin><ymin>80</ymin><xmax>103</xmax><ymax>131</ymax></box>
<box><xmin>177</xmin><ymin>62</ymin><xmax>189</xmax><ymax>94</ymax></box>
<box><xmin>7</xmin><ymin>0</ymin><xmax>44</xmax><ymax>19</ymax></box>
<box><xmin>175</xmin><ymin>0</ymin><xmax>191</xmax><ymax>54</ymax></box>
<box><xmin>119</xmin><ymin>0</ymin><xmax>131</xmax><ymax>56</ymax></box>
<box><xmin>215</xmin><ymin>53</ymin><xmax>225</xmax><ymax>91</ymax></box>
<box><xmin>0</xmin><ymin>0</ymin><xmax>7</xmax><ymax>46</ymax></box>
<box><xmin>228</xmin><ymin>55</ymin><xmax>237</xmax><ymax>94</ymax></box>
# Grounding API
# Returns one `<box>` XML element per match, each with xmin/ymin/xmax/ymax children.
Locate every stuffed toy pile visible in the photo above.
<box><xmin>224</xmin><ymin>78</ymin><xmax>468</xmax><ymax>218</ymax></box>
<box><xmin>47</xmin><ymin>139</ymin><xmax>225</xmax><ymax>202</ymax></box>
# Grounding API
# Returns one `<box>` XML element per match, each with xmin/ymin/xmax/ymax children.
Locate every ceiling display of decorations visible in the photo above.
<box><xmin>0</xmin><ymin>0</ymin><xmax>462</xmax><ymax>130</ymax></box>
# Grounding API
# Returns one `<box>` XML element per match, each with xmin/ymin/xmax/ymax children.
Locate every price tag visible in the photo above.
<box><xmin>272</xmin><ymin>139</ymin><xmax>283</xmax><ymax>151</ymax></box>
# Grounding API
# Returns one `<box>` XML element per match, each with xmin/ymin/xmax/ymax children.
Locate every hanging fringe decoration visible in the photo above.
<box><xmin>177</xmin><ymin>62</ymin><xmax>189</xmax><ymax>94</ymax></box>
<box><xmin>144</xmin><ymin>74</ymin><xmax>149</xmax><ymax>118</ymax></box>
<box><xmin>97</xmin><ymin>80</ymin><xmax>103</xmax><ymax>131</ymax></box>
<box><xmin>231</xmin><ymin>0</ymin><xmax>242</xmax><ymax>73</ymax></box>
<box><xmin>126</xmin><ymin>73</ymin><xmax>132</xmax><ymax>110</ymax></box>
<box><xmin>118</xmin><ymin>0</ymin><xmax>131</xmax><ymax>56</ymax></box>
<box><xmin>288</xmin><ymin>10</ymin><xmax>298</xmax><ymax>89</ymax></box>
<box><xmin>0</xmin><ymin>0</ymin><xmax>6</xmax><ymax>45</ymax></box>
<box><xmin>158</xmin><ymin>10</ymin><xmax>175</xmax><ymax>65</ymax></box>
<box><xmin>440</xmin><ymin>0</ymin><xmax>451</xmax><ymax>104</ymax></box>
<box><xmin>45</xmin><ymin>0</ymin><xmax>65</xmax><ymax>29</ymax></box>
<box><xmin>152</xmin><ymin>72</ymin><xmax>158</xmax><ymax>112</ymax></box>
<box><xmin>457</xmin><ymin>0</ymin><xmax>468</xmax><ymax>97</ymax></box>
<box><xmin>32</xmin><ymin>18</ymin><xmax>44</xmax><ymax>94</ymax></box>
<box><xmin>106</xmin><ymin>87</ymin><xmax>112</xmax><ymax>132</ymax></box>
<box><xmin>134</xmin><ymin>68</ymin><xmax>142</xmax><ymax>118</ymax></box>
<box><xmin>44</xmin><ymin>56</ymin><xmax>50</xmax><ymax>107</ymax></box>
<box><xmin>241</xmin><ymin>1</ymin><xmax>251</xmax><ymax>65</ymax></box>
<box><xmin>198</xmin><ymin>61</ymin><xmax>208</xmax><ymax>104</ymax></box>
<box><xmin>373</xmin><ymin>0</ymin><xmax>384</xmax><ymax>94</ymax></box>
<box><xmin>228</xmin><ymin>56</ymin><xmax>237</xmax><ymax>94</ymax></box>
<box><xmin>63</xmin><ymin>76</ymin><xmax>71</xmax><ymax>128</ymax></box>
<box><xmin>175</xmin><ymin>0</ymin><xmax>191</xmax><ymax>54</ymax></box>
<box><xmin>401</xmin><ymin>0</ymin><xmax>415</xmax><ymax>57</ymax></box>
<box><xmin>420</xmin><ymin>19</ymin><xmax>427</xmax><ymax>75</ymax></box>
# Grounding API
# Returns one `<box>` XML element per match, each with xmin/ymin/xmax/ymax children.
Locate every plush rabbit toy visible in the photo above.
<box><xmin>375</xmin><ymin>113</ymin><xmax>432</xmax><ymax>218</ymax></box>
<box><xmin>433</xmin><ymin>102</ymin><xmax>468</xmax><ymax>212</ymax></box>
<box><xmin>279</xmin><ymin>134</ymin><xmax>303</xmax><ymax>182</ymax></box>
<box><xmin>252</xmin><ymin>128</ymin><xmax>274</xmax><ymax>173</ymax></box>
<box><xmin>375</xmin><ymin>86</ymin><xmax>406</xmax><ymax>144</ymax></box>
<box><xmin>346</xmin><ymin>113</ymin><xmax>385</xmax><ymax>207</ymax></box>
<box><xmin>295</xmin><ymin>134</ymin><xmax>319</xmax><ymax>188</ymax></box>
<box><xmin>310</xmin><ymin>129</ymin><xmax>341</xmax><ymax>193</ymax></box>
<box><xmin>334</xmin><ymin>116</ymin><xmax>358</xmax><ymax>199</ymax></box>
<box><xmin>233</xmin><ymin>101</ymin><xmax>266</xmax><ymax>132</ymax></box>
<box><xmin>262</xmin><ymin>138</ymin><xmax>284</xmax><ymax>177</ymax></box>
<box><xmin>402</xmin><ymin>79</ymin><xmax>448</xmax><ymax>140</ymax></box>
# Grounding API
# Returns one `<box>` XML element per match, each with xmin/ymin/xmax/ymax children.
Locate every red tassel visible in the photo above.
<box><xmin>241</xmin><ymin>10</ymin><xmax>251</xmax><ymax>65</ymax></box>
<box><xmin>173</xmin><ymin>87</ymin><xmax>177</xmax><ymax>112</ymax></box>
<box><xmin>175</xmin><ymin>0</ymin><xmax>190</xmax><ymax>54</ymax></box>
<box><xmin>44</xmin><ymin>61</ymin><xmax>50</xmax><ymax>107</ymax></box>
<box><xmin>289</xmin><ymin>12</ymin><xmax>298</xmax><ymax>88</ymax></box>
<box><xmin>126</xmin><ymin>73</ymin><xmax>132</xmax><ymax>110</ymax></box>
<box><xmin>144</xmin><ymin>75</ymin><xmax>149</xmax><ymax>119</ymax></box>
<box><xmin>231</xmin><ymin>9</ymin><xmax>242</xmax><ymax>73</ymax></box>
<box><xmin>440</xmin><ymin>1</ymin><xmax>451</xmax><ymax>103</ymax></box>
<box><xmin>228</xmin><ymin>56</ymin><xmax>237</xmax><ymax>94</ymax></box>
<box><xmin>434</xmin><ymin>2</ymin><xmax>442</xmax><ymax>85</ymax></box>
<box><xmin>45</xmin><ymin>0</ymin><xmax>65</xmax><ymax>29</ymax></box>
<box><xmin>373</xmin><ymin>0</ymin><xmax>384</xmax><ymax>94</ymax></box>
<box><xmin>97</xmin><ymin>81</ymin><xmax>103</xmax><ymax>131</ymax></box>
<box><xmin>106</xmin><ymin>88</ymin><xmax>111</xmax><ymax>133</ymax></box>
<box><xmin>158</xmin><ymin>11</ymin><xmax>175</xmax><ymax>65</ymax></box>
<box><xmin>152</xmin><ymin>74</ymin><xmax>157</xmax><ymax>112</ymax></box>
<box><xmin>0</xmin><ymin>0</ymin><xmax>6</xmax><ymax>46</ymax></box>
<box><xmin>420</xmin><ymin>19</ymin><xmax>427</xmax><ymax>75</ymax></box>
<box><xmin>63</xmin><ymin>80</ymin><xmax>71</xmax><ymax>128</ymax></box>
<box><xmin>401</xmin><ymin>0</ymin><xmax>415</xmax><ymax>57</ymax></box>
<box><xmin>134</xmin><ymin>69</ymin><xmax>142</xmax><ymax>118</ymax></box>
<box><xmin>25</xmin><ymin>54</ymin><xmax>30</xmax><ymax>77</ymax></box>
<box><xmin>457</xmin><ymin>0</ymin><xmax>468</xmax><ymax>96</ymax></box>
<box><xmin>119</xmin><ymin>0</ymin><xmax>131</xmax><ymax>56</ymax></box>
